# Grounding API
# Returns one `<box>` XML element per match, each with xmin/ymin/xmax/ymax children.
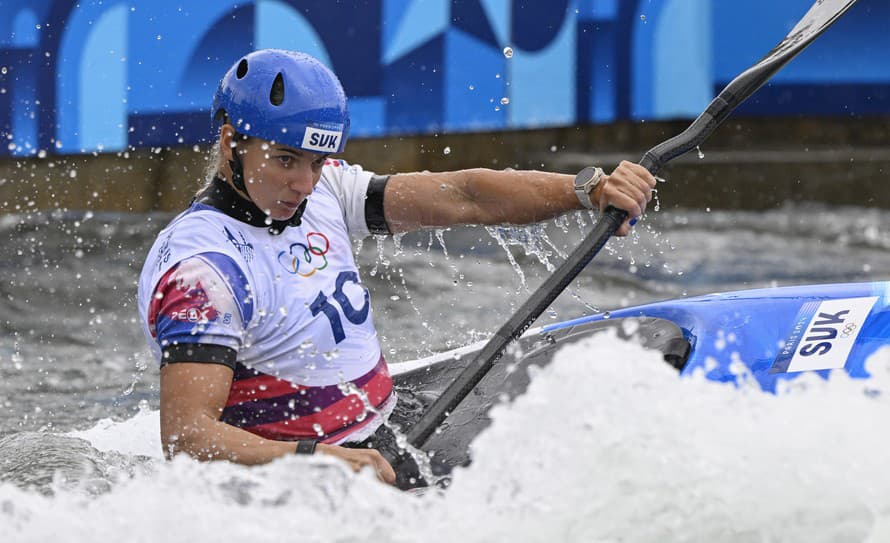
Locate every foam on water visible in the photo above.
<box><xmin>3</xmin><ymin>334</ymin><xmax>890</xmax><ymax>542</ymax></box>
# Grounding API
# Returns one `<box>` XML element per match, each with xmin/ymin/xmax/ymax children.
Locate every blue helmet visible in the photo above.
<box><xmin>212</xmin><ymin>49</ymin><xmax>349</xmax><ymax>153</ymax></box>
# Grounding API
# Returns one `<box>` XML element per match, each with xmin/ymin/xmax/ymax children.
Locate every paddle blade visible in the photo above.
<box><xmin>641</xmin><ymin>0</ymin><xmax>858</xmax><ymax>174</ymax></box>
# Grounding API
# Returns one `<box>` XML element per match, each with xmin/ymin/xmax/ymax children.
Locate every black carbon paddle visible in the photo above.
<box><xmin>402</xmin><ymin>0</ymin><xmax>859</xmax><ymax>456</ymax></box>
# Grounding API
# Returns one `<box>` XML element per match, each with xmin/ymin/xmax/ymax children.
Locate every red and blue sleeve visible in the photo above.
<box><xmin>146</xmin><ymin>252</ymin><xmax>253</xmax><ymax>369</ymax></box>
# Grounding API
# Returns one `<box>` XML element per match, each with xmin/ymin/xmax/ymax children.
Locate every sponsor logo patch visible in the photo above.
<box><xmin>167</xmin><ymin>283</ymin><xmax>222</xmax><ymax>324</ymax></box>
<box><xmin>302</xmin><ymin>126</ymin><xmax>342</xmax><ymax>152</ymax></box>
<box><xmin>771</xmin><ymin>296</ymin><xmax>877</xmax><ymax>373</ymax></box>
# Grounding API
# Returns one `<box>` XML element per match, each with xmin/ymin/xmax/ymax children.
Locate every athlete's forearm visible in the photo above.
<box><xmin>162</xmin><ymin>415</ymin><xmax>396</xmax><ymax>483</ymax></box>
<box><xmin>162</xmin><ymin>412</ymin><xmax>297</xmax><ymax>464</ymax></box>
<box><xmin>456</xmin><ymin>168</ymin><xmax>582</xmax><ymax>224</ymax></box>
<box><xmin>385</xmin><ymin>168</ymin><xmax>582</xmax><ymax>232</ymax></box>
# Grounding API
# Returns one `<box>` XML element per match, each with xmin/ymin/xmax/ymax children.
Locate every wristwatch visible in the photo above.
<box><xmin>573</xmin><ymin>166</ymin><xmax>605</xmax><ymax>210</ymax></box>
<box><xmin>294</xmin><ymin>440</ymin><xmax>317</xmax><ymax>454</ymax></box>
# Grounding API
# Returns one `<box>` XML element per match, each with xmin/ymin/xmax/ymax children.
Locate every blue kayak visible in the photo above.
<box><xmin>544</xmin><ymin>281</ymin><xmax>890</xmax><ymax>392</ymax></box>
<box><xmin>392</xmin><ymin>281</ymin><xmax>890</xmax><ymax>471</ymax></box>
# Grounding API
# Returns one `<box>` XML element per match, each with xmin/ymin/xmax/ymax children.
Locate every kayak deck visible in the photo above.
<box><xmin>393</xmin><ymin>317</ymin><xmax>690</xmax><ymax>470</ymax></box>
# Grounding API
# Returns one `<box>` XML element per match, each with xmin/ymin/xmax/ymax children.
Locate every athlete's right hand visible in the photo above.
<box><xmin>591</xmin><ymin>160</ymin><xmax>657</xmax><ymax>236</ymax></box>
<box><xmin>316</xmin><ymin>443</ymin><xmax>397</xmax><ymax>485</ymax></box>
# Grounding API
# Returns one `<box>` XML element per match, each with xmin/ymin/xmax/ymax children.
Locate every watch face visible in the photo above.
<box><xmin>574</xmin><ymin>166</ymin><xmax>599</xmax><ymax>190</ymax></box>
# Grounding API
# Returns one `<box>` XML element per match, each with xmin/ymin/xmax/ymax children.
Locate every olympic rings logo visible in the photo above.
<box><xmin>840</xmin><ymin>322</ymin><xmax>858</xmax><ymax>338</ymax></box>
<box><xmin>277</xmin><ymin>232</ymin><xmax>331</xmax><ymax>277</ymax></box>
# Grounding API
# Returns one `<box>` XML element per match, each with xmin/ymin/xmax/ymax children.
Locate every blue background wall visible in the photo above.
<box><xmin>0</xmin><ymin>0</ymin><xmax>887</xmax><ymax>157</ymax></box>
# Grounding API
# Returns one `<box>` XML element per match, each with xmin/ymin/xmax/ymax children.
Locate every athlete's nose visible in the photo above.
<box><xmin>287</xmin><ymin>163</ymin><xmax>316</xmax><ymax>195</ymax></box>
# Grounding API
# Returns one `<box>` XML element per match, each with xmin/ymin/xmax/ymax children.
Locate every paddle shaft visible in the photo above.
<box><xmin>403</xmin><ymin>0</ymin><xmax>858</xmax><ymax>451</ymax></box>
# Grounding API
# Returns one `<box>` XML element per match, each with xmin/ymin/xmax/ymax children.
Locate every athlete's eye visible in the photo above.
<box><xmin>313</xmin><ymin>155</ymin><xmax>328</xmax><ymax>168</ymax></box>
<box><xmin>277</xmin><ymin>155</ymin><xmax>293</xmax><ymax>166</ymax></box>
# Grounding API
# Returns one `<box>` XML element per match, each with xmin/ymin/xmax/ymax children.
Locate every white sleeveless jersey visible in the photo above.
<box><xmin>137</xmin><ymin>160</ymin><xmax>392</xmax><ymax>442</ymax></box>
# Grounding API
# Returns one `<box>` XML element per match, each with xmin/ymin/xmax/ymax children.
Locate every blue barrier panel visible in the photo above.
<box><xmin>0</xmin><ymin>0</ymin><xmax>887</xmax><ymax>156</ymax></box>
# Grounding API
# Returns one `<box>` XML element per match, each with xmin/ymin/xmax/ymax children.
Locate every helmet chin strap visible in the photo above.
<box><xmin>227</xmin><ymin>141</ymin><xmax>308</xmax><ymax>229</ymax></box>
<box><xmin>228</xmin><ymin>142</ymin><xmax>249</xmax><ymax>194</ymax></box>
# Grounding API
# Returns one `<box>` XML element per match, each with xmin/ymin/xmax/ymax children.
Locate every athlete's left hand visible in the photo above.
<box><xmin>591</xmin><ymin>160</ymin><xmax>657</xmax><ymax>236</ymax></box>
<box><xmin>317</xmin><ymin>443</ymin><xmax>397</xmax><ymax>485</ymax></box>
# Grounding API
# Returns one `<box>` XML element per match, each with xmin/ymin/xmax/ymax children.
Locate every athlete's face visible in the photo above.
<box><xmin>222</xmin><ymin>126</ymin><xmax>328</xmax><ymax>220</ymax></box>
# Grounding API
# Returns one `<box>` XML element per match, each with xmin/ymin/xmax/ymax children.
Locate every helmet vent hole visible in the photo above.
<box><xmin>236</xmin><ymin>59</ymin><xmax>248</xmax><ymax>79</ymax></box>
<box><xmin>270</xmin><ymin>73</ymin><xmax>285</xmax><ymax>106</ymax></box>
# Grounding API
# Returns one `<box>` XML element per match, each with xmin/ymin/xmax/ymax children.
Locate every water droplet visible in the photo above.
<box><xmin>503</xmin><ymin>46</ymin><xmax>514</xmax><ymax>58</ymax></box>
<box><xmin>622</xmin><ymin>319</ymin><xmax>640</xmax><ymax>336</ymax></box>
<box><xmin>696</xmin><ymin>146</ymin><xmax>704</xmax><ymax>159</ymax></box>
<box><xmin>550</xmin><ymin>145</ymin><xmax>557</xmax><ymax>152</ymax></box>
<box><xmin>468</xmin><ymin>84</ymin><xmax>475</xmax><ymax>90</ymax></box>
<box><xmin>640</xmin><ymin>14</ymin><xmax>647</xmax><ymax>21</ymax></box>
<box><xmin>0</xmin><ymin>67</ymin><xmax>7</xmax><ymax>75</ymax></box>
<box><xmin>443</xmin><ymin>146</ymin><xmax>451</xmax><ymax>155</ymax></box>
<box><xmin>500</xmin><ymin>97</ymin><xmax>510</xmax><ymax>105</ymax></box>
<box><xmin>312</xmin><ymin>423</ymin><xmax>324</xmax><ymax>436</ymax></box>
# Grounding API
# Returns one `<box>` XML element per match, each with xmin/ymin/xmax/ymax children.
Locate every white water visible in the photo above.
<box><xmin>3</xmin><ymin>333</ymin><xmax>890</xmax><ymax>542</ymax></box>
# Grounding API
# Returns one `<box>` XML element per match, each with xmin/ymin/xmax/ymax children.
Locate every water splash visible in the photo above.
<box><xmin>368</xmin><ymin>235</ymin><xmax>391</xmax><ymax>277</ymax></box>
<box><xmin>484</xmin><ymin>227</ymin><xmax>528</xmax><ymax>289</ymax></box>
<box><xmin>434</xmin><ymin>229</ymin><xmax>450</xmax><ymax>258</ymax></box>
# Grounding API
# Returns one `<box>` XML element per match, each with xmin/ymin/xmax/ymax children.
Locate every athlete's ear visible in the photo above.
<box><xmin>220</xmin><ymin>124</ymin><xmax>236</xmax><ymax>161</ymax></box>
